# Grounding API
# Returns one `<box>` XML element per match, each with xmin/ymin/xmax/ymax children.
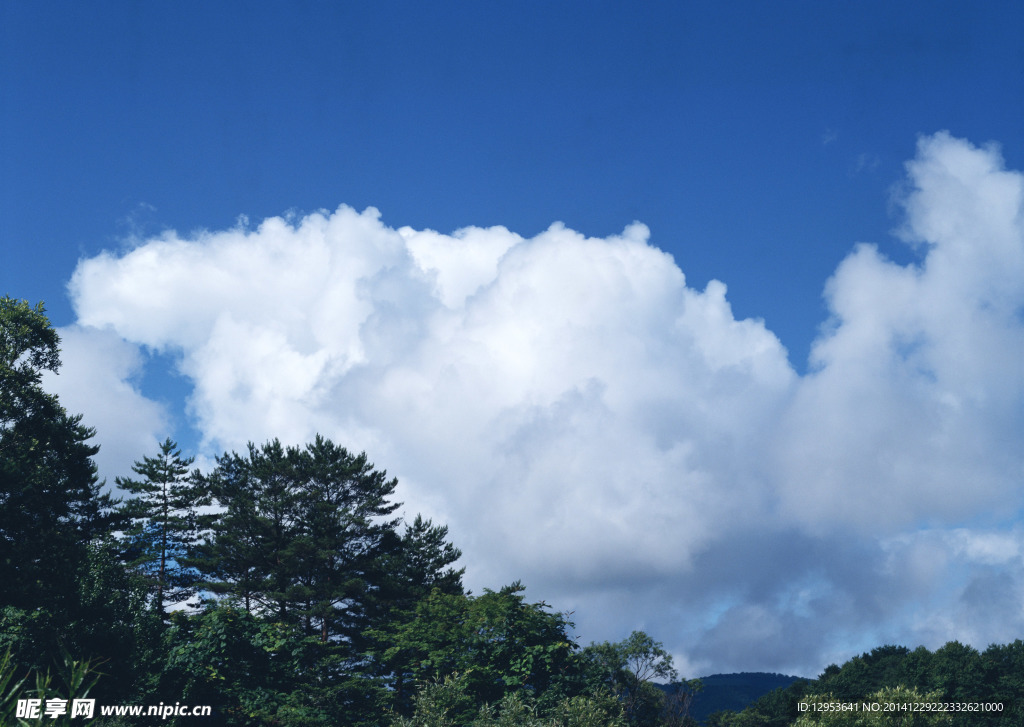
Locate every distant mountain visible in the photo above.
<box><xmin>660</xmin><ymin>671</ymin><xmax>804</xmax><ymax>724</ymax></box>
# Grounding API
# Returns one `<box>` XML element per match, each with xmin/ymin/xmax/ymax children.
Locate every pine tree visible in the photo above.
<box><xmin>370</xmin><ymin>514</ymin><xmax>464</xmax><ymax>628</ymax></box>
<box><xmin>192</xmin><ymin>439</ymin><xmax>302</xmax><ymax>618</ymax></box>
<box><xmin>195</xmin><ymin>436</ymin><xmax>409</xmax><ymax>643</ymax></box>
<box><xmin>117</xmin><ymin>438</ymin><xmax>211</xmax><ymax>619</ymax></box>
<box><xmin>292</xmin><ymin>435</ymin><xmax>403</xmax><ymax>643</ymax></box>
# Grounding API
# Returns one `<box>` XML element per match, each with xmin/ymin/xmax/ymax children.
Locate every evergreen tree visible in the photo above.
<box><xmin>188</xmin><ymin>445</ymin><xmax>271</xmax><ymax>614</ymax></box>
<box><xmin>291</xmin><ymin>435</ymin><xmax>403</xmax><ymax>643</ymax></box>
<box><xmin>195</xmin><ymin>436</ymin><xmax>407</xmax><ymax>644</ymax></box>
<box><xmin>391</xmin><ymin>514</ymin><xmax>465</xmax><ymax>603</ymax></box>
<box><xmin>116</xmin><ymin>438</ymin><xmax>212</xmax><ymax>619</ymax></box>
<box><xmin>369</xmin><ymin>514</ymin><xmax>465</xmax><ymax>639</ymax></box>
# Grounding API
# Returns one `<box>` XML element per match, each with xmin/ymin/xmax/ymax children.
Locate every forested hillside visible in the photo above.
<box><xmin>3</xmin><ymin>296</ymin><xmax>1022</xmax><ymax>727</ymax></box>
<box><xmin>679</xmin><ymin>674</ymin><xmax>801</xmax><ymax>723</ymax></box>
<box><xmin>705</xmin><ymin>642</ymin><xmax>1024</xmax><ymax>726</ymax></box>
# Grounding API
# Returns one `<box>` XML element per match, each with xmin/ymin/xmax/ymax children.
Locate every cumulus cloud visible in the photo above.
<box><xmin>70</xmin><ymin>211</ymin><xmax>795</xmax><ymax>574</ymax></box>
<box><xmin>65</xmin><ymin>132</ymin><xmax>1024</xmax><ymax>676</ymax></box>
<box><xmin>773</xmin><ymin>132</ymin><xmax>1024</xmax><ymax>536</ymax></box>
<box><xmin>41</xmin><ymin>325</ymin><xmax>168</xmax><ymax>483</ymax></box>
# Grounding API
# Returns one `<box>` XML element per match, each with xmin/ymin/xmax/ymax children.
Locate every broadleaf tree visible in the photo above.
<box><xmin>0</xmin><ymin>297</ymin><xmax>115</xmax><ymax>615</ymax></box>
<box><xmin>580</xmin><ymin>631</ymin><xmax>700</xmax><ymax>727</ymax></box>
<box><xmin>369</xmin><ymin>583</ymin><xmax>583</xmax><ymax>721</ymax></box>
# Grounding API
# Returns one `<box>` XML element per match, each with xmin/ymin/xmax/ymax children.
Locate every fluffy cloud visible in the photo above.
<box><xmin>772</xmin><ymin>132</ymin><xmax>1024</xmax><ymax>535</ymax></box>
<box><xmin>41</xmin><ymin>325</ymin><xmax>168</xmax><ymax>483</ymax></box>
<box><xmin>70</xmin><ymin>211</ymin><xmax>796</xmax><ymax>575</ymax></box>
<box><xmin>66</xmin><ymin>132</ymin><xmax>1024</xmax><ymax>676</ymax></box>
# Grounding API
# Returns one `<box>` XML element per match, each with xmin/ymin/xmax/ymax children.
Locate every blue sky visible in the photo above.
<box><xmin>7</xmin><ymin>1</ymin><xmax>1021</xmax><ymax>360</ymax></box>
<box><xmin>3</xmin><ymin>2</ymin><xmax>1024</xmax><ymax>677</ymax></box>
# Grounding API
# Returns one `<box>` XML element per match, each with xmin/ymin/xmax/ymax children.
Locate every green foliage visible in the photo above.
<box><xmin>371</xmin><ymin>584</ymin><xmax>581</xmax><ymax>721</ymax></box>
<box><xmin>0</xmin><ymin>646</ymin><xmax>103</xmax><ymax>726</ymax></box>
<box><xmin>0</xmin><ymin>607</ymin><xmax>60</xmax><ymax>676</ymax></box>
<box><xmin>63</xmin><ymin>537</ymin><xmax>163</xmax><ymax>704</ymax></box>
<box><xmin>391</xmin><ymin>674</ymin><xmax>480</xmax><ymax>727</ymax></box>
<box><xmin>162</xmin><ymin>604</ymin><xmax>330</xmax><ymax>726</ymax></box>
<box><xmin>391</xmin><ymin>673</ymin><xmax>626</xmax><ymax>727</ymax></box>
<box><xmin>979</xmin><ymin>640</ymin><xmax>1024</xmax><ymax>725</ymax></box>
<box><xmin>714</xmin><ymin>639</ymin><xmax>1024</xmax><ymax>727</ymax></box>
<box><xmin>0</xmin><ymin>648</ymin><xmax>30</xmax><ymax>725</ymax></box>
<box><xmin>927</xmin><ymin>641</ymin><xmax>984</xmax><ymax>705</ymax></box>
<box><xmin>157</xmin><ymin>435</ymin><xmax>465</xmax><ymax>725</ymax></box>
<box><xmin>376</xmin><ymin>608</ymin><xmax>694</xmax><ymax>726</ymax></box>
<box><xmin>476</xmin><ymin>690</ymin><xmax>548</xmax><ymax>727</ymax></box>
<box><xmin>0</xmin><ymin>541</ymin><xmax>160</xmax><ymax>705</ymax></box>
<box><xmin>0</xmin><ymin>299</ymin><xmax>137</xmax><ymax>701</ymax></box>
<box><xmin>0</xmin><ymin>297</ymin><xmax>116</xmax><ymax>616</ymax></box>
<box><xmin>548</xmin><ymin>690</ymin><xmax>628</xmax><ymax>727</ymax></box>
<box><xmin>580</xmin><ymin>631</ymin><xmax>698</xmax><ymax>726</ymax></box>
<box><xmin>26</xmin><ymin>651</ymin><xmax>103</xmax><ymax>726</ymax></box>
<box><xmin>816</xmin><ymin>647</ymin><xmax>919</xmax><ymax>703</ymax></box>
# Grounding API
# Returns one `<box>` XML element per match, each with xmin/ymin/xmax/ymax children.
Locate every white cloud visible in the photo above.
<box><xmin>64</xmin><ymin>132</ymin><xmax>1024</xmax><ymax>676</ymax></box>
<box><xmin>42</xmin><ymin>325</ymin><xmax>168</xmax><ymax>484</ymax></box>
<box><xmin>402</xmin><ymin>224</ymin><xmax>522</xmax><ymax>308</ymax></box>
<box><xmin>72</xmin><ymin>211</ymin><xmax>795</xmax><ymax>587</ymax></box>
<box><xmin>772</xmin><ymin>133</ymin><xmax>1024</xmax><ymax>537</ymax></box>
